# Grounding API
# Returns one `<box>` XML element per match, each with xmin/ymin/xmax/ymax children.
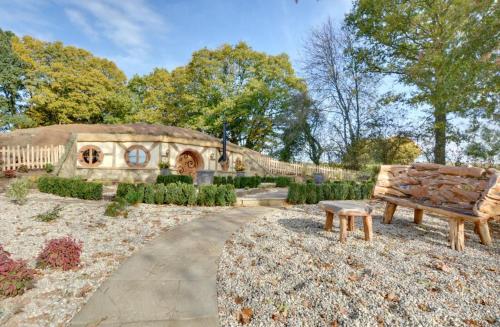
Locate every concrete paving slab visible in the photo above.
<box><xmin>70</xmin><ymin>206</ymin><xmax>276</xmax><ymax>327</ymax></box>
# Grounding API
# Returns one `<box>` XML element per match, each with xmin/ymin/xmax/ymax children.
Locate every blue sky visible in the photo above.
<box><xmin>0</xmin><ymin>0</ymin><xmax>352</xmax><ymax>77</ymax></box>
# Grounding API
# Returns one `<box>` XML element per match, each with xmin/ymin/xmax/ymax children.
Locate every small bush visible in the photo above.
<box><xmin>197</xmin><ymin>185</ymin><xmax>218</xmax><ymax>206</ymax></box>
<box><xmin>3</xmin><ymin>169</ymin><xmax>16</xmax><ymax>178</ymax></box>
<box><xmin>125</xmin><ymin>189</ymin><xmax>142</xmax><ymax>205</ymax></box>
<box><xmin>0</xmin><ymin>247</ymin><xmax>35</xmax><ymax>297</ymax></box>
<box><xmin>154</xmin><ymin>184</ymin><xmax>165</xmax><ymax>204</ymax></box>
<box><xmin>144</xmin><ymin>184</ymin><xmax>155</xmax><ymax>204</ymax></box>
<box><xmin>305</xmin><ymin>183</ymin><xmax>317</xmax><ymax>204</ymax></box>
<box><xmin>105</xmin><ymin>198</ymin><xmax>128</xmax><ymax>218</ymax></box>
<box><xmin>215</xmin><ymin>186</ymin><xmax>227</xmax><ymax>206</ymax></box>
<box><xmin>286</xmin><ymin>180</ymin><xmax>374</xmax><ymax>204</ymax></box>
<box><xmin>44</xmin><ymin>163</ymin><xmax>54</xmax><ymax>173</ymax></box>
<box><xmin>116</xmin><ymin>183</ymin><xmax>136</xmax><ymax>198</ymax></box>
<box><xmin>36</xmin><ymin>236</ymin><xmax>82</xmax><ymax>271</ymax></box>
<box><xmin>37</xmin><ymin>176</ymin><xmax>102</xmax><ymax>200</ymax></box>
<box><xmin>223</xmin><ymin>184</ymin><xmax>237</xmax><ymax>205</ymax></box>
<box><xmin>156</xmin><ymin>175</ymin><xmax>193</xmax><ymax>185</ymax></box>
<box><xmin>34</xmin><ymin>205</ymin><xmax>63</xmax><ymax>222</ymax></box>
<box><xmin>6</xmin><ymin>178</ymin><xmax>30</xmax><ymax>204</ymax></box>
<box><xmin>17</xmin><ymin>165</ymin><xmax>29</xmax><ymax>173</ymax></box>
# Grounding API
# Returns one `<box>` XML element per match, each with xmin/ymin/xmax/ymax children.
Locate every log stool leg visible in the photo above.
<box><xmin>448</xmin><ymin>218</ymin><xmax>465</xmax><ymax>251</ymax></box>
<box><xmin>324</xmin><ymin>211</ymin><xmax>334</xmax><ymax>232</ymax></box>
<box><xmin>414</xmin><ymin>209</ymin><xmax>423</xmax><ymax>225</ymax></box>
<box><xmin>476</xmin><ymin>221</ymin><xmax>492</xmax><ymax>246</ymax></box>
<box><xmin>363</xmin><ymin>215</ymin><xmax>373</xmax><ymax>241</ymax></box>
<box><xmin>339</xmin><ymin>215</ymin><xmax>348</xmax><ymax>243</ymax></box>
<box><xmin>383</xmin><ymin>203</ymin><xmax>397</xmax><ymax>224</ymax></box>
<box><xmin>348</xmin><ymin>216</ymin><xmax>355</xmax><ymax>231</ymax></box>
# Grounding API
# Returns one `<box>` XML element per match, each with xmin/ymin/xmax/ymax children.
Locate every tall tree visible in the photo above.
<box><xmin>12</xmin><ymin>36</ymin><xmax>129</xmax><ymax>125</ymax></box>
<box><xmin>347</xmin><ymin>0</ymin><xmax>499</xmax><ymax>164</ymax></box>
<box><xmin>0</xmin><ymin>29</ymin><xmax>28</xmax><ymax>129</ymax></box>
<box><xmin>273</xmin><ymin>92</ymin><xmax>323</xmax><ymax>164</ymax></box>
<box><xmin>303</xmin><ymin>19</ymin><xmax>382</xmax><ymax>168</ymax></box>
<box><xmin>179</xmin><ymin>42</ymin><xmax>306</xmax><ymax>151</ymax></box>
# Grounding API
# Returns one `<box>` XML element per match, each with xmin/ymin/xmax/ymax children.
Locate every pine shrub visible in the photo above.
<box><xmin>116</xmin><ymin>183</ymin><xmax>136</xmax><ymax>198</ymax></box>
<box><xmin>305</xmin><ymin>183</ymin><xmax>317</xmax><ymax>204</ymax></box>
<box><xmin>154</xmin><ymin>184</ymin><xmax>165</xmax><ymax>204</ymax></box>
<box><xmin>124</xmin><ymin>189</ymin><xmax>142</xmax><ymax>205</ymax></box>
<box><xmin>105</xmin><ymin>198</ymin><xmax>128</xmax><ymax>218</ymax></box>
<box><xmin>197</xmin><ymin>185</ymin><xmax>218</xmax><ymax>206</ymax></box>
<box><xmin>36</xmin><ymin>237</ymin><xmax>82</xmax><ymax>271</ymax></box>
<box><xmin>144</xmin><ymin>184</ymin><xmax>155</xmax><ymax>204</ymax></box>
<box><xmin>6</xmin><ymin>178</ymin><xmax>30</xmax><ymax>204</ymax></box>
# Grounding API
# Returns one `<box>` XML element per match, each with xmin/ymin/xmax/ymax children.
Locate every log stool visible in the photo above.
<box><xmin>318</xmin><ymin>200</ymin><xmax>373</xmax><ymax>243</ymax></box>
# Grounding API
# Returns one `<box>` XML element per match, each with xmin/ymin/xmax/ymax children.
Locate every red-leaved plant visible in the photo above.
<box><xmin>36</xmin><ymin>237</ymin><xmax>83</xmax><ymax>271</ymax></box>
<box><xmin>3</xmin><ymin>170</ymin><xmax>16</xmax><ymax>178</ymax></box>
<box><xmin>0</xmin><ymin>244</ymin><xmax>35</xmax><ymax>297</ymax></box>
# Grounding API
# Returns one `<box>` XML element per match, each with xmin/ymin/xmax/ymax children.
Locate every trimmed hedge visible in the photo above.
<box><xmin>213</xmin><ymin>176</ymin><xmax>261</xmax><ymax>188</ymax></box>
<box><xmin>287</xmin><ymin>181</ymin><xmax>374</xmax><ymax>205</ymax></box>
<box><xmin>38</xmin><ymin>176</ymin><xmax>102</xmax><ymax>200</ymax></box>
<box><xmin>156</xmin><ymin>175</ymin><xmax>193</xmax><ymax>185</ymax></box>
<box><xmin>261</xmin><ymin>176</ymin><xmax>293</xmax><ymax>187</ymax></box>
<box><xmin>116</xmin><ymin>182</ymin><xmax>236</xmax><ymax>206</ymax></box>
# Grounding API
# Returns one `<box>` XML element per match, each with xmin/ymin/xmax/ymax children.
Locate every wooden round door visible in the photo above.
<box><xmin>176</xmin><ymin>151</ymin><xmax>199</xmax><ymax>178</ymax></box>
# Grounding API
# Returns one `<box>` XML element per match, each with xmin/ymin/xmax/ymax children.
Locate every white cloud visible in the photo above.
<box><xmin>65</xmin><ymin>0</ymin><xmax>167</xmax><ymax>58</ymax></box>
<box><xmin>65</xmin><ymin>8</ymin><xmax>98</xmax><ymax>39</ymax></box>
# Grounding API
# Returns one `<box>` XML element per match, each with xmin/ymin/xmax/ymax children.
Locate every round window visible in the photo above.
<box><xmin>125</xmin><ymin>145</ymin><xmax>150</xmax><ymax>167</ymax></box>
<box><xmin>78</xmin><ymin>145</ymin><xmax>103</xmax><ymax>167</ymax></box>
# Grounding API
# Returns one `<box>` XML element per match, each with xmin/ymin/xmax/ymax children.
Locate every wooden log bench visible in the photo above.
<box><xmin>374</xmin><ymin>164</ymin><xmax>499</xmax><ymax>251</ymax></box>
<box><xmin>318</xmin><ymin>200</ymin><xmax>373</xmax><ymax>243</ymax></box>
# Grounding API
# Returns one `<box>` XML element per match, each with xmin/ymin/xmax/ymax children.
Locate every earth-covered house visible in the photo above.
<box><xmin>0</xmin><ymin>123</ymin><xmax>263</xmax><ymax>182</ymax></box>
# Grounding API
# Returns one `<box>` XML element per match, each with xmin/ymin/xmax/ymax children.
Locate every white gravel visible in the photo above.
<box><xmin>217</xmin><ymin>202</ymin><xmax>500</xmax><ymax>327</ymax></box>
<box><xmin>0</xmin><ymin>190</ymin><xmax>228</xmax><ymax>327</ymax></box>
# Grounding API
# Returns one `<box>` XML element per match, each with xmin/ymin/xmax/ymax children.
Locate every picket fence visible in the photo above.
<box><xmin>247</xmin><ymin>150</ymin><xmax>360</xmax><ymax>180</ymax></box>
<box><xmin>0</xmin><ymin>145</ymin><xmax>65</xmax><ymax>171</ymax></box>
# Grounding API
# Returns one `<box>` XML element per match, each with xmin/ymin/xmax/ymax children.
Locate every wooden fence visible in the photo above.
<box><xmin>0</xmin><ymin>145</ymin><xmax>65</xmax><ymax>171</ymax></box>
<box><xmin>245</xmin><ymin>150</ymin><xmax>361</xmax><ymax>180</ymax></box>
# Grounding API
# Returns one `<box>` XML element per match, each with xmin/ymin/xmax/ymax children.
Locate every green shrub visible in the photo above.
<box><xmin>305</xmin><ymin>183</ymin><xmax>317</xmax><ymax>204</ymax></box>
<box><xmin>105</xmin><ymin>198</ymin><xmax>128</xmax><ymax>218</ymax></box>
<box><xmin>6</xmin><ymin>178</ymin><xmax>30</xmax><ymax>204</ymax></box>
<box><xmin>286</xmin><ymin>180</ymin><xmax>374</xmax><ymax>204</ymax></box>
<box><xmin>223</xmin><ymin>184</ymin><xmax>237</xmax><ymax>205</ymax></box>
<box><xmin>215</xmin><ymin>185</ymin><xmax>227</xmax><ymax>206</ymax></box>
<box><xmin>117</xmin><ymin>183</ymin><xmax>136</xmax><ymax>198</ymax></box>
<box><xmin>44</xmin><ymin>163</ymin><xmax>54</xmax><ymax>173</ymax></box>
<box><xmin>37</xmin><ymin>176</ymin><xmax>102</xmax><ymax>200</ymax></box>
<box><xmin>34</xmin><ymin>205</ymin><xmax>63</xmax><ymax>222</ymax></box>
<box><xmin>124</xmin><ymin>189</ymin><xmax>142</xmax><ymax>205</ymax></box>
<box><xmin>197</xmin><ymin>185</ymin><xmax>217</xmax><ymax>206</ymax></box>
<box><xmin>156</xmin><ymin>175</ymin><xmax>193</xmax><ymax>185</ymax></box>
<box><xmin>144</xmin><ymin>184</ymin><xmax>155</xmax><ymax>204</ymax></box>
<box><xmin>154</xmin><ymin>184</ymin><xmax>165</xmax><ymax>204</ymax></box>
<box><xmin>181</xmin><ymin>183</ymin><xmax>197</xmax><ymax>205</ymax></box>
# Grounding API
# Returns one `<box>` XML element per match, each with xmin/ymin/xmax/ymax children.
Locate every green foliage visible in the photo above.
<box><xmin>287</xmin><ymin>180</ymin><xmax>374</xmax><ymax>204</ymax></box>
<box><xmin>104</xmin><ymin>198</ymin><xmax>128</xmax><ymax>218</ymax></box>
<box><xmin>143</xmin><ymin>184</ymin><xmax>155</xmax><ymax>204</ymax></box>
<box><xmin>214</xmin><ymin>175</ymin><xmax>263</xmax><ymax>188</ymax></box>
<box><xmin>154</xmin><ymin>184</ymin><xmax>165</xmax><ymax>204</ymax></box>
<box><xmin>116</xmin><ymin>183</ymin><xmax>136</xmax><ymax>198</ymax></box>
<box><xmin>260</xmin><ymin>176</ymin><xmax>293</xmax><ymax>187</ymax></box>
<box><xmin>37</xmin><ymin>176</ymin><xmax>103</xmax><ymax>200</ymax></box>
<box><xmin>163</xmin><ymin>182</ymin><xmax>197</xmax><ymax>205</ymax></box>
<box><xmin>124</xmin><ymin>189</ymin><xmax>142</xmax><ymax>205</ymax></box>
<box><xmin>156</xmin><ymin>174</ymin><xmax>193</xmax><ymax>185</ymax></box>
<box><xmin>34</xmin><ymin>205</ymin><xmax>63</xmax><ymax>222</ymax></box>
<box><xmin>197</xmin><ymin>185</ymin><xmax>217</xmax><ymax>206</ymax></box>
<box><xmin>347</xmin><ymin>0</ymin><xmax>498</xmax><ymax>163</ymax></box>
<box><xmin>222</xmin><ymin>184</ymin><xmax>237</xmax><ymax>205</ymax></box>
<box><xmin>6</xmin><ymin>178</ymin><xmax>30</xmax><ymax>204</ymax></box>
<box><xmin>44</xmin><ymin>163</ymin><xmax>54</xmax><ymax>173</ymax></box>
<box><xmin>13</xmin><ymin>35</ymin><xmax>128</xmax><ymax>125</ymax></box>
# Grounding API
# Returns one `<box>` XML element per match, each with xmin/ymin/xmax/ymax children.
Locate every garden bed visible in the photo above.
<box><xmin>0</xmin><ymin>191</ymin><xmax>228</xmax><ymax>326</ymax></box>
<box><xmin>217</xmin><ymin>202</ymin><xmax>499</xmax><ymax>326</ymax></box>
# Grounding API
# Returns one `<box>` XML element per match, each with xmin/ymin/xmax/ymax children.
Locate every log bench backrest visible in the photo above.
<box><xmin>373</xmin><ymin>163</ymin><xmax>499</xmax><ymax>219</ymax></box>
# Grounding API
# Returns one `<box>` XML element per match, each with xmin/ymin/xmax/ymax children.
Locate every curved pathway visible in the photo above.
<box><xmin>71</xmin><ymin>206</ymin><xmax>276</xmax><ymax>327</ymax></box>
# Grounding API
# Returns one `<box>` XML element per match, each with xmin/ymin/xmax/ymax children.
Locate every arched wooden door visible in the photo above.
<box><xmin>176</xmin><ymin>150</ymin><xmax>202</xmax><ymax>179</ymax></box>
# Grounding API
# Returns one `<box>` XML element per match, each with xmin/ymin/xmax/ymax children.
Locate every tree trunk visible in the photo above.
<box><xmin>433</xmin><ymin>107</ymin><xmax>447</xmax><ymax>164</ymax></box>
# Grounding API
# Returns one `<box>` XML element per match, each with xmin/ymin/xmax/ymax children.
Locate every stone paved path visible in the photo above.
<box><xmin>71</xmin><ymin>206</ymin><xmax>276</xmax><ymax>327</ymax></box>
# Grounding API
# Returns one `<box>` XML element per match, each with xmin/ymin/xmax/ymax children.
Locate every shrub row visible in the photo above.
<box><xmin>117</xmin><ymin>182</ymin><xmax>236</xmax><ymax>206</ymax></box>
<box><xmin>38</xmin><ymin>176</ymin><xmax>103</xmax><ymax>200</ymax></box>
<box><xmin>156</xmin><ymin>175</ymin><xmax>193</xmax><ymax>185</ymax></box>
<box><xmin>260</xmin><ymin>176</ymin><xmax>294</xmax><ymax>187</ymax></box>
<box><xmin>213</xmin><ymin>176</ymin><xmax>261</xmax><ymax>188</ymax></box>
<box><xmin>287</xmin><ymin>181</ymin><xmax>375</xmax><ymax>205</ymax></box>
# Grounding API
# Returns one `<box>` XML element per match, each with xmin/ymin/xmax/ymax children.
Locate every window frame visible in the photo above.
<box><xmin>124</xmin><ymin>145</ymin><xmax>151</xmax><ymax>168</ymax></box>
<box><xmin>78</xmin><ymin>145</ymin><xmax>104</xmax><ymax>168</ymax></box>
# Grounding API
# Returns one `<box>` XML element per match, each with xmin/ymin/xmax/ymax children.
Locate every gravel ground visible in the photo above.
<box><xmin>0</xmin><ymin>190</ymin><xmax>228</xmax><ymax>327</ymax></box>
<box><xmin>218</xmin><ymin>202</ymin><xmax>500</xmax><ymax>327</ymax></box>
